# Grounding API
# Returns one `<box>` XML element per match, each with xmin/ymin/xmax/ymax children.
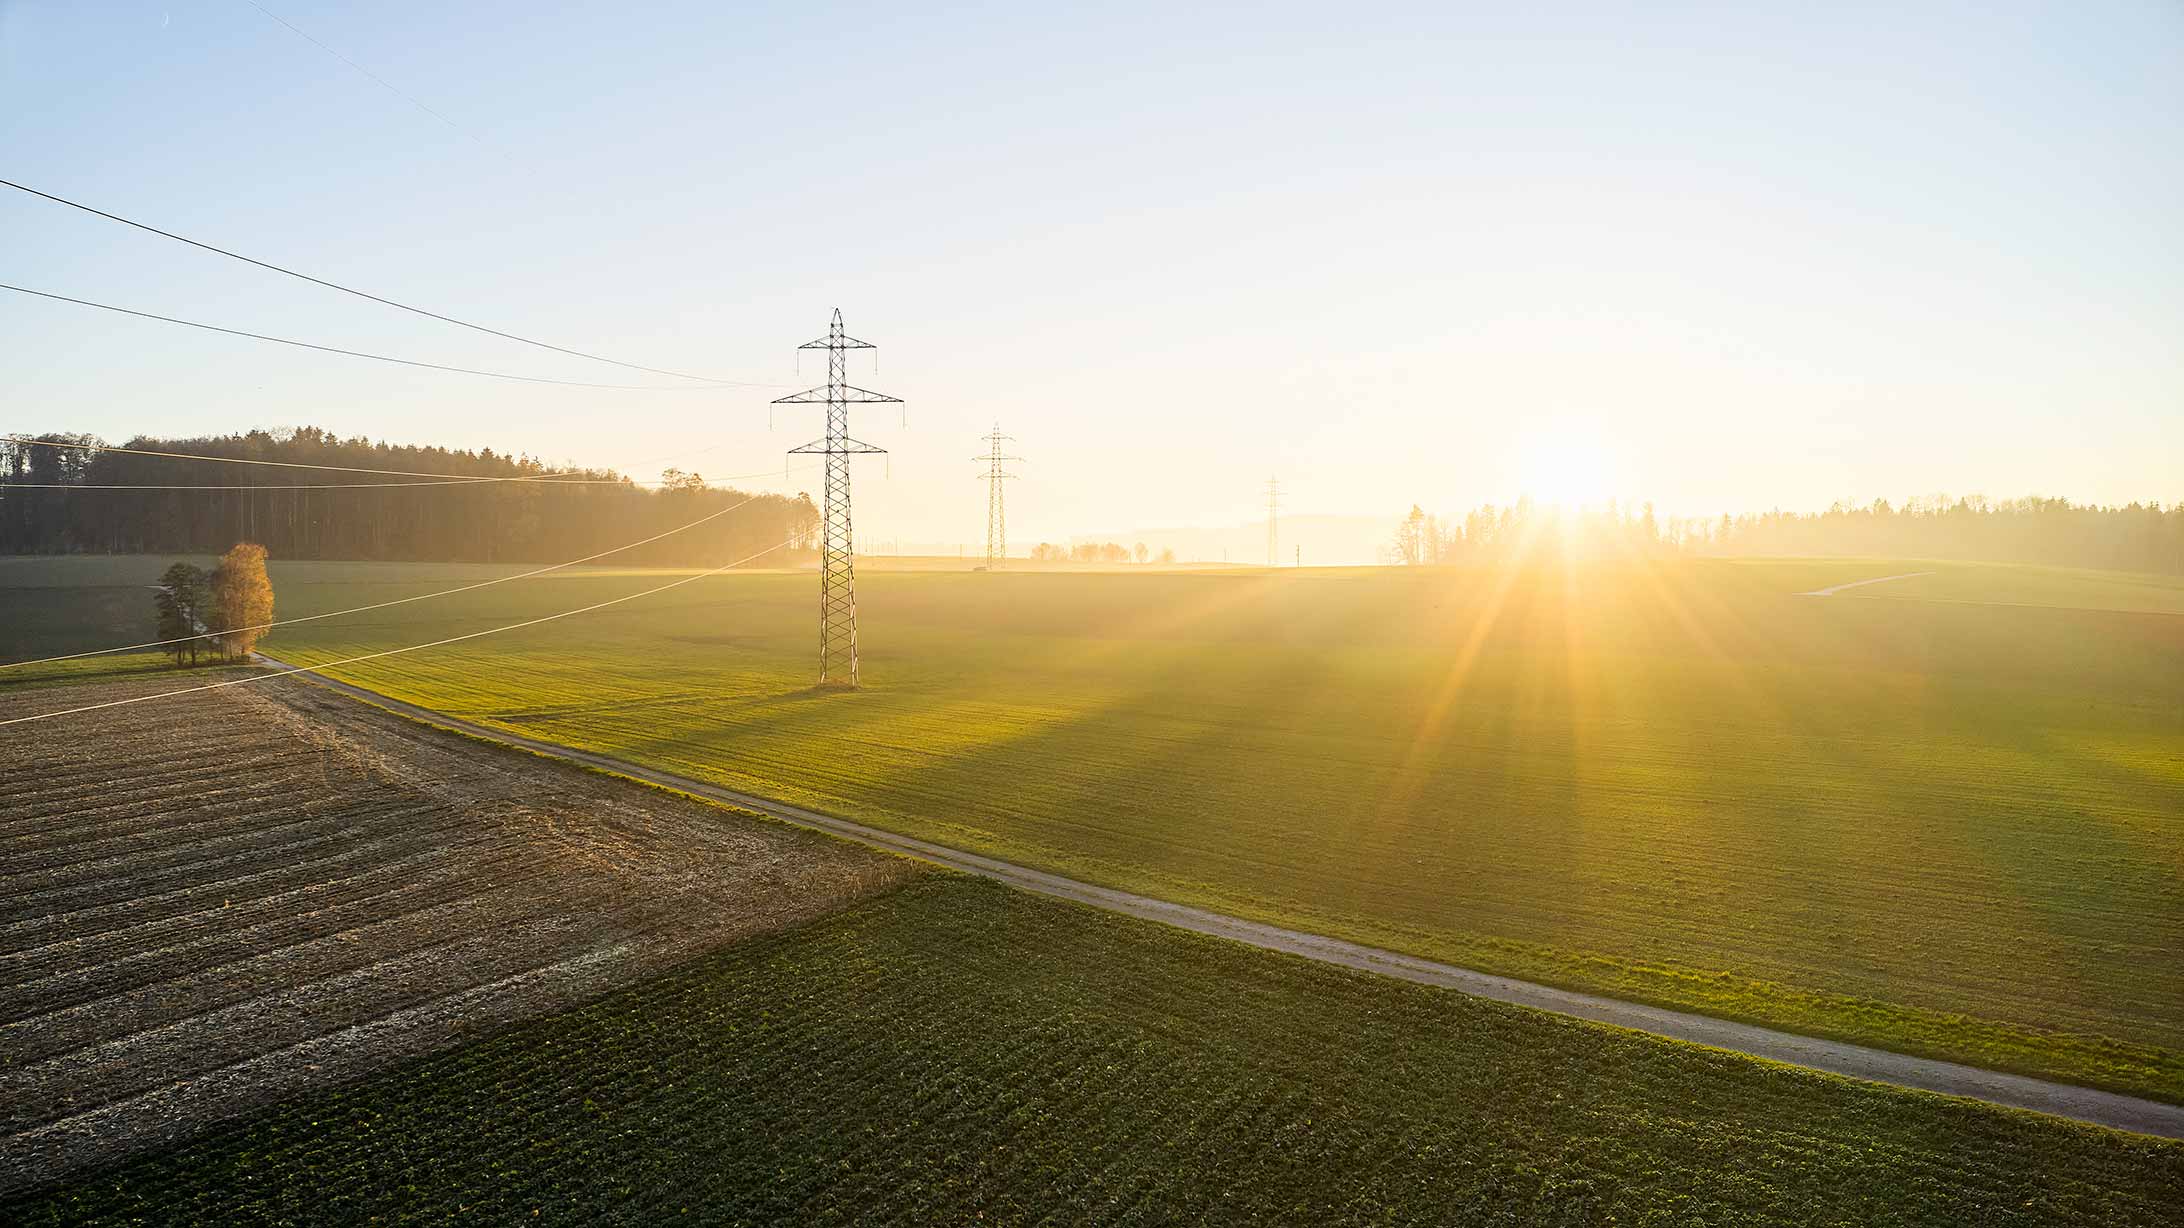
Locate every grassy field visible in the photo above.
<box><xmin>11</xmin><ymin>875</ymin><xmax>2181</xmax><ymax>1226</ymax></box>
<box><xmin>5</xmin><ymin>554</ymin><xmax>2181</xmax><ymax>1101</ymax></box>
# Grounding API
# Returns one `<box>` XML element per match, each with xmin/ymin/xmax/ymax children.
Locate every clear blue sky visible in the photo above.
<box><xmin>4</xmin><ymin>1</ymin><xmax>2178</xmax><ymax>550</ymax></box>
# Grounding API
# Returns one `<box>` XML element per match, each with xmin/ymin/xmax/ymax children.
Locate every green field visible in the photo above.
<box><xmin>11</xmin><ymin>875</ymin><xmax>2181</xmax><ymax>1226</ymax></box>
<box><xmin>5</xmin><ymin>554</ymin><xmax>2181</xmax><ymax>1101</ymax></box>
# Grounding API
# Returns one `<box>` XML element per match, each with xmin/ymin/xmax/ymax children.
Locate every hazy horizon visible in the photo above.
<box><xmin>4</xmin><ymin>1</ymin><xmax>2178</xmax><ymax>547</ymax></box>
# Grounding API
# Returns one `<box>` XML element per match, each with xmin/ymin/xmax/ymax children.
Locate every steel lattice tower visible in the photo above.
<box><xmin>973</xmin><ymin>425</ymin><xmax>1021</xmax><ymax>570</ymax></box>
<box><xmin>774</xmin><ymin>309</ymin><xmax>900</xmax><ymax>687</ymax></box>
<box><xmin>1265</xmin><ymin>476</ymin><xmax>1281</xmax><ymax>567</ymax></box>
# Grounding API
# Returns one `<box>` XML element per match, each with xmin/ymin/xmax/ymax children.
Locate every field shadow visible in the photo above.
<box><xmin>0</xmin><ymin>659</ymin><xmax>248</xmax><ymax>692</ymax></box>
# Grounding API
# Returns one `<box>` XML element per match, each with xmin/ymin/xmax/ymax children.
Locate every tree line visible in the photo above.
<box><xmin>1</xmin><ymin>428</ymin><xmax>818</xmax><ymax>566</ymax></box>
<box><xmin>156</xmin><ymin>543</ymin><xmax>275</xmax><ymax>666</ymax></box>
<box><xmin>1026</xmin><ymin>541</ymin><xmax>1175</xmax><ymax>564</ymax></box>
<box><xmin>1389</xmin><ymin>495</ymin><xmax>2184</xmax><ymax>574</ymax></box>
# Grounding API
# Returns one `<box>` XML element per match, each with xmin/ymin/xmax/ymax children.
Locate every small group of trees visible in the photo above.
<box><xmin>154</xmin><ymin>543</ymin><xmax>275</xmax><ymax>666</ymax></box>
<box><xmin>1386</xmin><ymin>495</ymin><xmax>2184</xmax><ymax>573</ymax></box>
<box><xmin>1026</xmin><ymin>541</ymin><xmax>1174</xmax><ymax>565</ymax></box>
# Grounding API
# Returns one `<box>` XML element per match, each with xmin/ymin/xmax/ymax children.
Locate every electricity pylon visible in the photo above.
<box><xmin>1265</xmin><ymin>476</ymin><xmax>1281</xmax><ymax>567</ymax></box>
<box><xmin>774</xmin><ymin>309</ymin><xmax>900</xmax><ymax>688</ymax></box>
<box><xmin>973</xmin><ymin>425</ymin><xmax>1021</xmax><ymax>570</ymax></box>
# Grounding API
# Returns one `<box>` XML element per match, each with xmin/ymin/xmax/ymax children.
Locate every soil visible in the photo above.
<box><xmin>0</xmin><ymin>674</ymin><xmax>916</xmax><ymax>1195</ymax></box>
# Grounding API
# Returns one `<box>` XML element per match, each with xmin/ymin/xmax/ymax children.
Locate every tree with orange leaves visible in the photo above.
<box><xmin>209</xmin><ymin>542</ymin><xmax>275</xmax><ymax>661</ymax></box>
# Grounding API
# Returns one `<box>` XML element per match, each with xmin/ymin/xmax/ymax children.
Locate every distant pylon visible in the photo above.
<box><xmin>1265</xmin><ymin>476</ymin><xmax>1281</xmax><ymax>567</ymax></box>
<box><xmin>973</xmin><ymin>425</ymin><xmax>1021</xmax><ymax>570</ymax></box>
<box><xmin>774</xmin><ymin>309</ymin><xmax>900</xmax><ymax>688</ymax></box>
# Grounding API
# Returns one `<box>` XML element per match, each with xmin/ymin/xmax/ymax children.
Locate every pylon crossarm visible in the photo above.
<box><xmin>772</xmin><ymin>385</ymin><xmax>901</xmax><ymax>405</ymax></box>
<box><xmin>790</xmin><ymin>439</ymin><xmax>887</xmax><ymax>455</ymax></box>
<box><xmin>836</xmin><ymin>385</ymin><xmax>901</xmax><ymax>402</ymax></box>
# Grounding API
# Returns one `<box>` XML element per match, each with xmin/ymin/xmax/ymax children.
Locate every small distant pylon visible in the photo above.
<box><xmin>1265</xmin><ymin>477</ymin><xmax>1281</xmax><ymax>567</ymax></box>
<box><xmin>973</xmin><ymin>425</ymin><xmax>1022</xmax><ymax>570</ymax></box>
<box><xmin>774</xmin><ymin>309</ymin><xmax>900</xmax><ymax>688</ymax></box>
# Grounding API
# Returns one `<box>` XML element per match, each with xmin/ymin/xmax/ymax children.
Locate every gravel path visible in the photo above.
<box><xmin>1799</xmin><ymin>570</ymin><xmax>1934</xmax><ymax>596</ymax></box>
<box><xmin>272</xmin><ymin>661</ymin><xmax>2184</xmax><ymax>1141</ymax></box>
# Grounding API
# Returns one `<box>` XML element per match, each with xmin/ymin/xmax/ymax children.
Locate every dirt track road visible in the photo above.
<box><xmin>270</xmin><ymin>660</ymin><xmax>2184</xmax><ymax>1141</ymax></box>
<box><xmin>1800</xmin><ymin>570</ymin><xmax>1934</xmax><ymax>596</ymax></box>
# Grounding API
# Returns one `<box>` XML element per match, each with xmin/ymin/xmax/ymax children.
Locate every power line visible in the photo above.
<box><xmin>240</xmin><ymin>2</ymin><xmax>491</xmax><ymax>152</ymax></box>
<box><xmin>0</xmin><ymin>178</ymin><xmax>765</xmax><ymax>387</ymax></box>
<box><xmin>0</xmin><ymin>479</ymin><xmax>596</xmax><ymax>490</ymax></box>
<box><xmin>2</xmin><ymin>436</ymin><xmax>822</xmax><ymax>499</ymax></box>
<box><xmin>972</xmin><ymin>424</ymin><xmax>1021</xmax><ymax>570</ymax></box>
<box><xmin>0</xmin><ymin>283</ymin><xmax>738</xmax><ymax>391</ymax></box>
<box><xmin>2</xmin><ymin>435</ymin><xmax>811</xmax><ymax>488</ymax></box>
<box><xmin>0</xmin><ymin>463</ymin><xmax>810</xmax><ymax>491</ymax></box>
<box><xmin>0</xmin><ymin>490</ymin><xmax>778</xmax><ymax>668</ymax></box>
<box><xmin>0</xmin><ymin>539</ymin><xmax>792</xmax><ymax>727</ymax></box>
<box><xmin>4</xmin><ymin>434</ymin><xmax>591</xmax><ymax>480</ymax></box>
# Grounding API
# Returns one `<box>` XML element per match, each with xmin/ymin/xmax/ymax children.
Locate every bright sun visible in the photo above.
<box><xmin>1517</xmin><ymin>437</ymin><xmax>1621</xmax><ymax>508</ymax></box>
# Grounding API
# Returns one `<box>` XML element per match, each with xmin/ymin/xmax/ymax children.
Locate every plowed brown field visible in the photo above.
<box><xmin>0</xmin><ymin>674</ymin><xmax>915</xmax><ymax>1194</ymax></box>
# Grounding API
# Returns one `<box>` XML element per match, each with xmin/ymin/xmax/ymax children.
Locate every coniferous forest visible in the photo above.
<box><xmin>1</xmin><ymin>428</ymin><xmax>816</xmax><ymax>567</ymax></box>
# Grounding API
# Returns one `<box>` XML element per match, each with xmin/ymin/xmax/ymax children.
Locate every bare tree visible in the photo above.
<box><xmin>1393</xmin><ymin>505</ymin><xmax>1427</xmax><ymax>565</ymax></box>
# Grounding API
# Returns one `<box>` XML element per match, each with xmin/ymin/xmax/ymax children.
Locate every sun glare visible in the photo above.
<box><xmin>1517</xmin><ymin>437</ymin><xmax>1623</xmax><ymax>509</ymax></box>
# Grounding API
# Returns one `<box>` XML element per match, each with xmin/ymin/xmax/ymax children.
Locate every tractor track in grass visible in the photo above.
<box><xmin>1798</xmin><ymin>570</ymin><xmax>1933</xmax><ymax>596</ymax></box>
<box><xmin>262</xmin><ymin>655</ymin><xmax>2184</xmax><ymax>1142</ymax></box>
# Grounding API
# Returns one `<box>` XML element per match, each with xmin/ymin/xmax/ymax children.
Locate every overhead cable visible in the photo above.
<box><xmin>1</xmin><ymin>436</ymin><xmax>820</xmax><ymax>489</ymax></box>
<box><xmin>0</xmin><ymin>539</ymin><xmax>793</xmax><ymax>726</ymax></box>
<box><xmin>0</xmin><ymin>177</ymin><xmax>764</xmax><ymax>386</ymax></box>
<box><xmin>0</xmin><ymin>283</ymin><xmax>738</xmax><ymax>391</ymax></box>
<box><xmin>3</xmin><ymin>434</ymin><xmax>591</xmax><ymax>480</ymax></box>
<box><xmin>1</xmin><ymin>492</ymin><xmax>792</xmax><ymax>669</ymax></box>
<box><xmin>2</xmin><ymin>478</ymin><xmax>609</xmax><ymax>490</ymax></box>
<box><xmin>239</xmin><ymin>3</ymin><xmax>491</xmax><ymax>152</ymax></box>
<box><xmin>0</xmin><ymin>462</ymin><xmax>811</xmax><ymax>491</ymax></box>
